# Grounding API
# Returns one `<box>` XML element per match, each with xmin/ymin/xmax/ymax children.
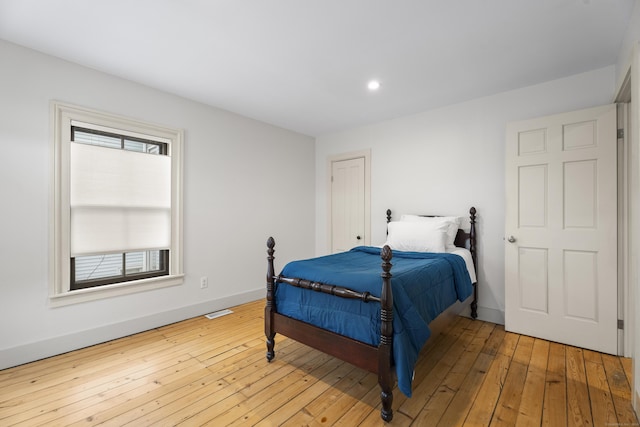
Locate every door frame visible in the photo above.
<box><xmin>614</xmin><ymin>53</ymin><xmax>635</xmax><ymax>360</ymax></box>
<box><xmin>326</xmin><ymin>149</ymin><xmax>371</xmax><ymax>252</ymax></box>
<box><xmin>617</xmin><ymin>101</ymin><xmax>631</xmax><ymax>357</ymax></box>
<box><xmin>616</xmin><ymin>42</ymin><xmax>640</xmax><ymax>413</ymax></box>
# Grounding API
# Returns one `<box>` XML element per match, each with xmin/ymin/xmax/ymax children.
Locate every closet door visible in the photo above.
<box><xmin>331</xmin><ymin>157</ymin><xmax>366</xmax><ymax>253</ymax></box>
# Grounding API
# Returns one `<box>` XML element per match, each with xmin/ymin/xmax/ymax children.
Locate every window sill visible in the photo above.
<box><xmin>49</xmin><ymin>274</ymin><xmax>185</xmax><ymax>307</ymax></box>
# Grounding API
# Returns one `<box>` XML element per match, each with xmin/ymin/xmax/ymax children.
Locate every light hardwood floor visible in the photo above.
<box><xmin>0</xmin><ymin>300</ymin><xmax>637</xmax><ymax>426</ymax></box>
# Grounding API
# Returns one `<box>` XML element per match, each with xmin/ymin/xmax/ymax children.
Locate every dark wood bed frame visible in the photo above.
<box><xmin>265</xmin><ymin>207</ymin><xmax>477</xmax><ymax>422</ymax></box>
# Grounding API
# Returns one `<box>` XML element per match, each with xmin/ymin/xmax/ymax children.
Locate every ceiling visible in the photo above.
<box><xmin>0</xmin><ymin>0</ymin><xmax>635</xmax><ymax>136</ymax></box>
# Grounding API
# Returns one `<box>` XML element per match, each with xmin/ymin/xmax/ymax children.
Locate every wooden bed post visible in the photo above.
<box><xmin>379</xmin><ymin>245</ymin><xmax>394</xmax><ymax>422</ymax></box>
<box><xmin>265</xmin><ymin>237</ymin><xmax>276</xmax><ymax>362</ymax></box>
<box><xmin>469</xmin><ymin>207</ymin><xmax>478</xmax><ymax>319</ymax></box>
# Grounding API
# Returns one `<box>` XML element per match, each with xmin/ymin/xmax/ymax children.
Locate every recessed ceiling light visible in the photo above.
<box><xmin>367</xmin><ymin>80</ymin><xmax>381</xmax><ymax>91</ymax></box>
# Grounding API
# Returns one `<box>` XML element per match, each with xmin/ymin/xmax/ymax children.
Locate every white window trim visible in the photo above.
<box><xmin>50</xmin><ymin>101</ymin><xmax>184</xmax><ymax>307</ymax></box>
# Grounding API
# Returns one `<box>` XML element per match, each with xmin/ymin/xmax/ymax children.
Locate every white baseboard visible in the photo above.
<box><xmin>477</xmin><ymin>306</ymin><xmax>505</xmax><ymax>325</ymax></box>
<box><xmin>0</xmin><ymin>289</ymin><xmax>264</xmax><ymax>370</ymax></box>
<box><xmin>460</xmin><ymin>304</ymin><xmax>505</xmax><ymax>325</ymax></box>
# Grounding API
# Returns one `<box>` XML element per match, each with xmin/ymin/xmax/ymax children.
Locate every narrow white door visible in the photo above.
<box><xmin>331</xmin><ymin>157</ymin><xmax>365</xmax><ymax>253</ymax></box>
<box><xmin>505</xmin><ymin>104</ymin><xmax>618</xmax><ymax>354</ymax></box>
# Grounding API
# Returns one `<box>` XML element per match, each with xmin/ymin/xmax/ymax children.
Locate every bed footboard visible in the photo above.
<box><xmin>265</xmin><ymin>238</ymin><xmax>395</xmax><ymax>422</ymax></box>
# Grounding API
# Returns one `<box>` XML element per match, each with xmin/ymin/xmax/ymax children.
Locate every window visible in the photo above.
<box><xmin>51</xmin><ymin>102</ymin><xmax>183</xmax><ymax>305</ymax></box>
<box><xmin>71</xmin><ymin>250</ymin><xmax>169</xmax><ymax>289</ymax></box>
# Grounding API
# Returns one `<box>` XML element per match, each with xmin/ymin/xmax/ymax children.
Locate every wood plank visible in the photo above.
<box><xmin>489</xmin><ymin>335</ymin><xmax>535</xmax><ymax>427</ymax></box>
<box><xmin>0</xmin><ymin>319</ymin><xmax>268</xmax><ymax>425</ymax></box>
<box><xmin>332</xmin><ymin>381</ymin><xmax>386</xmax><ymax>426</ymax></box>
<box><xmin>621</xmin><ymin>356</ymin><xmax>633</xmax><ymax>388</ymax></box>
<box><xmin>2</xmin><ymin>354</ymin><xmax>203</xmax><ymax>426</ymax></box>
<box><xmin>282</xmin><ymin>366</ymin><xmax>374</xmax><ymax>426</ymax></box>
<box><xmin>0</xmin><ymin>311</ymin><xmax>263</xmax><ymax>418</ymax></box>
<box><xmin>0</xmin><ymin>331</ymin><xmax>172</xmax><ymax>402</ymax></box>
<box><xmin>412</xmin><ymin>322</ymin><xmax>496</xmax><ymax>426</ymax></box>
<box><xmin>542</xmin><ymin>342</ymin><xmax>567</xmax><ymax>427</ymax></box>
<box><xmin>0</xmin><ymin>342</ymin><xmax>195</xmax><ymax>422</ymax></box>
<box><xmin>197</xmin><ymin>354</ymin><xmax>342</xmax><ymax>426</ymax></box>
<box><xmin>583</xmin><ymin>350</ymin><xmax>617</xmax><ymax>427</ymax></box>
<box><xmin>565</xmin><ymin>346</ymin><xmax>593</xmax><ymax>427</ymax></box>
<box><xmin>398</xmin><ymin>318</ymin><xmax>481</xmax><ymax>418</ymax></box>
<box><xmin>244</xmin><ymin>361</ymin><xmax>357</xmax><ymax>426</ymax></box>
<box><xmin>58</xmin><ymin>326</ymin><xmax>288</xmax><ymax>426</ymax></box>
<box><xmin>437</xmin><ymin>325</ymin><xmax>504</xmax><ymax>427</ymax></box>
<box><xmin>111</xmin><ymin>342</ymin><xmax>318</xmax><ymax>426</ymax></box>
<box><xmin>0</xmin><ymin>327</ymin><xmax>165</xmax><ymax>383</ymax></box>
<box><xmin>601</xmin><ymin>353</ymin><xmax>639</xmax><ymax>426</ymax></box>
<box><xmin>462</xmin><ymin>332</ymin><xmax>520</xmax><ymax>427</ymax></box>
<box><xmin>58</xmin><ymin>336</ymin><xmax>284</xmax><ymax>423</ymax></box>
<box><xmin>63</xmin><ymin>362</ymin><xmax>228</xmax><ymax>426</ymax></box>
<box><xmin>409</xmin><ymin>316</ymin><xmax>468</xmax><ymax>386</ymax></box>
<box><xmin>515</xmin><ymin>339</ymin><xmax>550</xmax><ymax>427</ymax></box>
<box><xmin>360</xmin><ymin>403</ymin><xmax>414</xmax><ymax>427</ymax></box>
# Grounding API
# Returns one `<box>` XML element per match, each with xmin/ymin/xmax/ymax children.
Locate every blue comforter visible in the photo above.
<box><xmin>275</xmin><ymin>246</ymin><xmax>473</xmax><ymax>397</ymax></box>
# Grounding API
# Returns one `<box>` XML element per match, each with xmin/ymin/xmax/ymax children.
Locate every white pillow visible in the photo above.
<box><xmin>400</xmin><ymin>215</ymin><xmax>461</xmax><ymax>249</ymax></box>
<box><xmin>384</xmin><ymin>221</ymin><xmax>448</xmax><ymax>252</ymax></box>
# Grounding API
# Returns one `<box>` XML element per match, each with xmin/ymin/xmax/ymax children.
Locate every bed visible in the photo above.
<box><xmin>264</xmin><ymin>207</ymin><xmax>478</xmax><ymax>422</ymax></box>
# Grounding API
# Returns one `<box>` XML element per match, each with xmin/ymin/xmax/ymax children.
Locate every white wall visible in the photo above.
<box><xmin>616</xmin><ymin>1</ymin><xmax>640</xmax><ymax>91</ymax></box>
<box><xmin>315</xmin><ymin>66</ymin><xmax>616</xmax><ymax>325</ymax></box>
<box><xmin>0</xmin><ymin>40</ymin><xmax>315</xmax><ymax>369</ymax></box>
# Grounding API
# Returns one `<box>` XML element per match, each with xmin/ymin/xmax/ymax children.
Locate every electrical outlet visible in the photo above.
<box><xmin>200</xmin><ymin>276</ymin><xmax>208</xmax><ymax>289</ymax></box>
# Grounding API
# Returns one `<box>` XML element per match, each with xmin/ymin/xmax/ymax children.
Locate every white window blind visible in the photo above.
<box><xmin>69</xmin><ymin>141</ymin><xmax>172</xmax><ymax>256</ymax></box>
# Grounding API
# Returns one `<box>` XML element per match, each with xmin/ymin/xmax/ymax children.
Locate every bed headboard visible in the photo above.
<box><xmin>385</xmin><ymin>207</ymin><xmax>477</xmax><ymax>270</ymax></box>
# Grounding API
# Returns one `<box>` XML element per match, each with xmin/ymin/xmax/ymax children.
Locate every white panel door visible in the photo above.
<box><xmin>505</xmin><ymin>104</ymin><xmax>618</xmax><ymax>354</ymax></box>
<box><xmin>331</xmin><ymin>157</ymin><xmax>365</xmax><ymax>253</ymax></box>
